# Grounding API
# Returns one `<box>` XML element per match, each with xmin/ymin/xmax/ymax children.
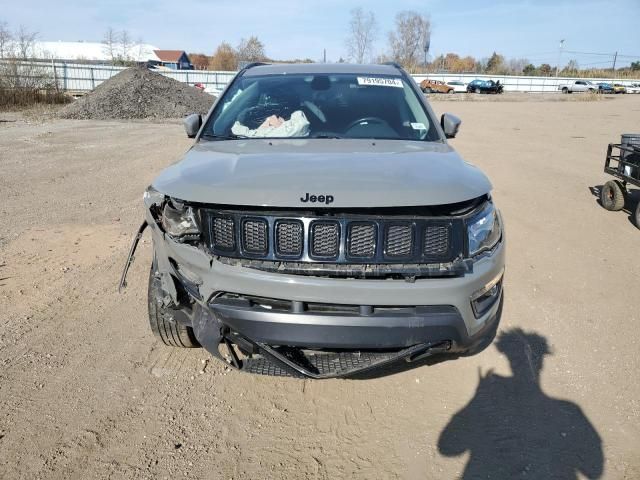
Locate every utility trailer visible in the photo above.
<box><xmin>600</xmin><ymin>137</ymin><xmax>640</xmax><ymax>229</ymax></box>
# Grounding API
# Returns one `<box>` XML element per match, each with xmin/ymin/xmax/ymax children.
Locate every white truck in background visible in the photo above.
<box><xmin>558</xmin><ymin>80</ymin><xmax>597</xmax><ymax>93</ymax></box>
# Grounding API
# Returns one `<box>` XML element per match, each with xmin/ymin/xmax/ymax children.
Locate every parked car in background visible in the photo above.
<box><xmin>466</xmin><ymin>79</ymin><xmax>504</xmax><ymax>94</ymax></box>
<box><xmin>612</xmin><ymin>84</ymin><xmax>627</xmax><ymax>94</ymax></box>
<box><xmin>420</xmin><ymin>79</ymin><xmax>454</xmax><ymax>94</ymax></box>
<box><xmin>627</xmin><ymin>83</ymin><xmax>640</xmax><ymax>94</ymax></box>
<box><xmin>597</xmin><ymin>83</ymin><xmax>614</xmax><ymax>94</ymax></box>
<box><xmin>446</xmin><ymin>80</ymin><xmax>468</xmax><ymax>93</ymax></box>
<box><xmin>558</xmin><ymin>80</ymin><xmax>596</xmax><ymax>93</ymax></box>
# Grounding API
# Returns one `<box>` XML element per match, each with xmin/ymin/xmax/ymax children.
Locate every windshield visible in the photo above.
<box><xmin>201</xmin><ymin>73</ymin><xmax>440</xmax><ymax>141</ymax></box>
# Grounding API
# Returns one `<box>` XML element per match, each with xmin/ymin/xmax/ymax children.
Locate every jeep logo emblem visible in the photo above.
<box><xmin>300</xmin><ymin>192</ymin><xmax>334</xmax><ymax>205</ymax></box>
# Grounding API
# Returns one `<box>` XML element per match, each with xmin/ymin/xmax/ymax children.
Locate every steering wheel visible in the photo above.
<box><xmin>345</xmin><ymin>117</ymin><xmax>389</xmax><ymax>132</ymax></box>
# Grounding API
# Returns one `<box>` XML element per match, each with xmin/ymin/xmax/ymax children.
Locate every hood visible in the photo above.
<box><xmin>152</xmin><ymin>139</ymin><xmax>492</xmax><ymax>208</ymax></box>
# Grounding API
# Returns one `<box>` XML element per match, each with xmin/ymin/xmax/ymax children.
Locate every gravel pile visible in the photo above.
<box><xmin>59</xmin><ymin>66</ymin><xmax>215</xmax><ymax>120</ymax></box>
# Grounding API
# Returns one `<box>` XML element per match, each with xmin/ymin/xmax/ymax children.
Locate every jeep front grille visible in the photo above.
<box><xmin>204</xmin><ymin>209</ymin><xmax>463</xmax><ymax>266</ymax></box>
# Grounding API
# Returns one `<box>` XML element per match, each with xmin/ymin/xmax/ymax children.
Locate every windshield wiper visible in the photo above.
<box><xmin>312</xmin><ymin>134</ymin><xmax>343</xmax><ymax>139</ymax></box>
<box><xmin>201</xmin><ymin>133</ymin><xmax>247</xmax><ymax>140</ymax></box>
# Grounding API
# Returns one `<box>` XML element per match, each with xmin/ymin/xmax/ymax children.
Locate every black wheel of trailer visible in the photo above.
<box><xmin>600</xmin><ymin>180</ymin><xmax>626</xmax><ymax>211</ymax></box>
<box><xmin>634</xmin><ymin>201</ymin><xmax>640</xmax><ymax>230</ymax></box>
<box><xmin>148</xmin><ymin>263</ymin><xmax>200</xmax><ymax>348</ymax></box>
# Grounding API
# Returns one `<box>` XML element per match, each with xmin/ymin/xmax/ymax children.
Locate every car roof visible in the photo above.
<box><xmin>242</xmin><ymin>63</ymin><xmax>403</xmax><ymax>77</ymax></box>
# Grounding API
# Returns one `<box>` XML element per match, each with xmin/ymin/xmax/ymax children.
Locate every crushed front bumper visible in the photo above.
<box><xmin>124</xmin><ymin>215</ymin><xmax>505</xmax><ymax>378</ymax></box>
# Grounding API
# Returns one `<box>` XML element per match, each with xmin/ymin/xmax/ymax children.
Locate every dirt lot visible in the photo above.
<box><xmin>1</xmin><ymin>95</ymin><xmax>639</xmax><ymax>479</ymax></box>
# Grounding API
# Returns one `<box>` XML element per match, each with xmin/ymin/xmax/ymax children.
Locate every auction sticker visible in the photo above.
<box><xmin>357</xmin><ymin>77</ymin><xmax>403</xmax><ymax>88</ymax></box>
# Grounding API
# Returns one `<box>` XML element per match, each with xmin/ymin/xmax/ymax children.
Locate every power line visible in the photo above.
<box><xmin>564</xmin><ymin>50</ymin><xmax>639</xmax><ymax>59</ymax></box>
<box><xmin>564</xmin><ymin>50</ymin><xmax>612</xmax><ymax>56</ymax></box>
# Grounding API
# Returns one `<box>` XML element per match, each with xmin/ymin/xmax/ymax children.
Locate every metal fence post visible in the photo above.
<box><xmin>52</xmin><ymin>60</ymin><xmax>59</xmax><ymax>92</ymax></box>
<box><xmin>90</xmin><ymin>66</ymin><xmax>95</xmax><ymax>89</ymax></box>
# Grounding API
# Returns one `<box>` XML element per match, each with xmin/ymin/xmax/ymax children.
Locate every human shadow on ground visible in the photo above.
<box><xmin>438</xmin><ymin>328</ymin><xmax>604</xmax><ymax>480</ymax></box>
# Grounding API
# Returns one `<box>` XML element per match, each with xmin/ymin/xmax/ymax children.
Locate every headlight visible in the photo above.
<box><xmin>467</xmin><ymin>202</ymin><xmax>502</xmax><ymax>256</ymax></box>
<box><xmin>161</xmin><ymin>201</ymin><xmax>201</xmax><ymax>238</ymax></box>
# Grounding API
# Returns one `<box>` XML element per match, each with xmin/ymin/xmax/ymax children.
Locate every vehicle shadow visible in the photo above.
<box><xmin>588</xmin><ymin>185</ymin><xmax>639</xmax><ymax>227</ymax></box>
<box><xmin>437</xmin><ymin>328</ymin><xmax>604</xmax><ymax>479</ymax></box>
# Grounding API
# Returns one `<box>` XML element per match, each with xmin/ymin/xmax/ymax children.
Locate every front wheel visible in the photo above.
<box><xmin>634</xmin><ymin>202</ymin><xmax>640</xmax><ymax>229</ymax></box>
<box><xmin>148</xmin><ymin>264</ymin><xmax>199</xmax><ymax>348</ymax></box>
<box><xmin>600</xmin><ymin>180</ymin><xmax>626</xmax><ymax>211</ymax></box>
<box><xmin>474</xmin><ymin>88</ymin><xmax>481</xmax><ymax>94</ymax></box>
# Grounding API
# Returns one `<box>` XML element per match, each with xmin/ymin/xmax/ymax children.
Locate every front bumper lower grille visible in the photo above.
<box><xmin>205</xmin><ymin>209</ymin><xmax>465</xmax><ymax>266</ymax></box>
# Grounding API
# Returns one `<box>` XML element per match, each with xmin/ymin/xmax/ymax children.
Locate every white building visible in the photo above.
<box><xmin>32</xmin><ymin>41</ymin><xmax>160</xmax><ymax>63</ymax></box>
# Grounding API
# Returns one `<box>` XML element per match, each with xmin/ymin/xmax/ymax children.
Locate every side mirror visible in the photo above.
<box><xmin>184</xmin><ymin>113</ymin><xmax>202</xmax><ymax>138</ymax></box>
<box><xmin>441</xmin><ymin>113</ymin><xmax>461</xmax><ymax>139</ymax></box>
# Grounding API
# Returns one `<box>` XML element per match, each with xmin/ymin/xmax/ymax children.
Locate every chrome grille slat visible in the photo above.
<box><xmin>385</xmin><ymin>224</ymin><xmax>413</xmax><ymax>257</ymax></box>
<box><xmin>242</xmin><ymin>219</ymin><xmax>268</xmax><ymax>254</ymax></box>
<box><xmin>348</xmin><ymin>223</ymin><xmax>376</xmax><ymax>258</ymax></box>
<box><xmin>311</xmin><ymin>222</ymin><xmax>340</xmax><ymax>258</ymax></box>
<box><xmin>275</xmin><ymin>220</ymin><xmax>303</xmax><ymax>256</ymax></box>
<box><xmin>212</xmin><ymin>217</ymin><xmax>235</xmax><ymax>250</ymax></box>
<box><xmin>424</xmin><ymin>225</ymin><xmax>450</xmax><ymax>256</ymax></box>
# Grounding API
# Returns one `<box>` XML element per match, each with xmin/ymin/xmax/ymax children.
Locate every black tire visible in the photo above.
<box><xmin>562</xmin><ymin>87</ymin><xmax>568</xmax><ymax>94</ymax></box>
<box><xmin>600</xmin><ymin>180</ymin><xmax>626</xmax><ymax>211</ymax></box>
<box><xmin>148</xmin><ymin>265</ymin><xmax>199</xmax><ymax>348</ymax></box>
<box><xmin>474</xmin><ymin>88</ymin><xmax>481</xmax><ymax>94</ymax></box>
<box><xmin>634</xmin><ymin>201</ymin><xmax>640</xmax><ymax>229</ymax></box>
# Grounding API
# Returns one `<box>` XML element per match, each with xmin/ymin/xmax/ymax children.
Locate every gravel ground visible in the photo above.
<box><xmin>58</xmin><ymin>66</ymin><xmax>214</xmax><ymax>120</ymax></box>
<box><xmin>0</xmin><ymin>96</ymin><xmax>639</xmax><ymax>479</ymax></box>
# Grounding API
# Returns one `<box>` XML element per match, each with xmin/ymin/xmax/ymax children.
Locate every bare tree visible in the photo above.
<box><xmin>120</xmin><ymin>30</ymin><xmax>132</xmax><ymax>62</ymax></box>
<box><xmin>102</xmin><ymin>28</ymin><xmax>138</xmax><ymax>65</ymax></box>
<box><xmin>0</xmin><ymin>23</ymin><xmax>61</xmax><ymax>106</ymax></box>
<box><xmin>507</xmin><ymin>57</ymin><xmax>529</xmax><ymax>75</ymax></box>
<box><xmin>0</xmin><ymin>21</ymin><xmax>12</xmax><ymax>59</ymax></box>
<box><xmin>236</xmin><ymin>36</ymin><xmax>266</xmax><ymax>64</ymax></box>
<box><xmin>14</xmin><ymin>25</ymin><xmax>37</xmax><ymax>59</ymax></box>
<box><xmin>388</xmin><ymin>11</ymin><xmax>430</xmax><ymax>70</ymax></box>
<box><xmin>102</xmin><ymin>27</ymin><xmax>119</xmax><ymax>63</ymax></box>
<box><xmin>345</xmin><ymin>8</ymin><xmax>377</xmax><ymax>64</ymax></box>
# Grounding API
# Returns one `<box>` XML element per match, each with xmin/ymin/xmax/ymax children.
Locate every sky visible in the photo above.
<box><xmin>3</xmin><ymin>0</ymin><xmax>640</xmax><ymax>67</ymax></box>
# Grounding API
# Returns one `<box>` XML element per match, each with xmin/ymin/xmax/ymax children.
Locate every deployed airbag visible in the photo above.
<box><xmin>231</xmin><ymin>110</ymin><xmax>310</xmax><ymax>138</ymax></box>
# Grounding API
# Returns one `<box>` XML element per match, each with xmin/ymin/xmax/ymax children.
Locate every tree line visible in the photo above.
<box><xmin>191</xmin><ymin>9</ymin><xmax>639</xmax><ymax>78</ymax></box>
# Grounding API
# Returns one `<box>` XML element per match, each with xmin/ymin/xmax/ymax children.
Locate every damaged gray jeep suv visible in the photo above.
<box><xmin>120</xmin><ymin>63</ymin><xmax>505</xmax><ymax>378</ymax></box>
